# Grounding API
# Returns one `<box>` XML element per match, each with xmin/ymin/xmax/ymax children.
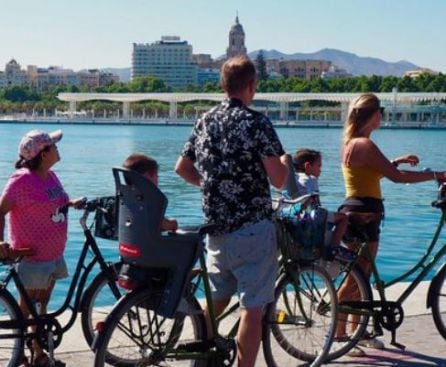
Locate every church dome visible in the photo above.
<box><xmin>230</xmin><ymin>16</ymin><xmax>245</xmax><ymax>35</ymax></box>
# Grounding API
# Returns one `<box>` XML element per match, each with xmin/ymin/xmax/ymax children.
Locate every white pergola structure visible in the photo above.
<box><xmin>57</xmin><ymin>91</ymin><xmax>446</xmax><ymax>120</ymax></box>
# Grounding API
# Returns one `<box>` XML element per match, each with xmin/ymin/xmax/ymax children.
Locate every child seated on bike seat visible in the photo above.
<box><xmin>292</xmin><ymin>149</ymin><xmax>355</xmax><ymax>262</ymax></box>
<box><xmin>123</xmin><ymin>153</ymin><xmax>178</xmax><ymax>232</ymax></box>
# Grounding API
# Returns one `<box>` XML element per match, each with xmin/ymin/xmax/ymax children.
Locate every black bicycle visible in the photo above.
<box><xmin>0</xmin><ymin>197</ymin><xmax>124</xmax><ymax>367</ymax></box>
<box><xmin>92</xmin><ymin>166</ymin><xmax>338</xmax><ymax>367</ymax></box>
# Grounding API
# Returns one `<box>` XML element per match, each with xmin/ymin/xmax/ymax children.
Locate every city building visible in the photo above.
<box><xmin>5</xmin><ymin>59</ymin><xmax>28</xmax><ymax>86</ymax></box>
<box><xmin>192</xmin><ymin>54</ymin><xmax>215</xmax><ymax>68</ymax></box>
<box><xmin>27</xmin><ymin>65</ymin><xmax>78</xmax><ymax>90</ymax></box>
<box><xmin>196</xmin><ymin>68</ymin><xmax>220</xmax><ymax>86</ymax></box>
<box><xmin>226</xmin><ymin>16</ymin><xmax>247</xmax><ymax>59</ymax></box>
<box><xmin>321</xmin><ymin>65</ymin><xmax>352</xmax><ymax>80</ymax></box>
<box><xmin>266</xmin><ymin>59</ymin><xmax>332</xmax><ymax>80</ymax></box>
<box><xmin>1</xmin><ymin>60</ymin><xmax>119</xmax><ymax>90</ymax></box>
<box><xmin>404</xmin><ymin>68</ymin><xmax>439</xmax><ymax>78</ymax></box>
<box><xmin>131</xmin><ymin>36</ymin><xmax>197</xmax><ymax>89</ymax></box>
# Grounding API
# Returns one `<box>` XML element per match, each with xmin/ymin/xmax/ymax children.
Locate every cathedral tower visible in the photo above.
<box><xmin>226</xmin><ymin>16</ymin><xmax>247</xmax><ymax>59</ymax></box>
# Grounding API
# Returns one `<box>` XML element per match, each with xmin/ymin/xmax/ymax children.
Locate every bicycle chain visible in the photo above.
<box><xmin>378</xmin><ymin>302</ymin><xmax>404</xmax><ymax>331</ymax></box>
<box><xmin>35</xmin><ymin>316</ymin><xmax>63</xmax><ymax>350</ymax></box>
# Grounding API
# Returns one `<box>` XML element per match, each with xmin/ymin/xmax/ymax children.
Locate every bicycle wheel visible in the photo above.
<box><xmin>327</xmin><ymin>263</ymin><xmax>372</xmax><ymax>361</ymax></box>
<box><xmin>0</xmin><ymin>289</ymin><xmax>24</xmax><ymax>367</ymax></box>
<box><xmin>80</xmin><ymin>262</ymin><xmax>123</xmax><ymax>347</ymax></box>
<box><xmin>431</xmin><ymin>264</ymin><xmax>446</xmax><ymax>340</ymax></box>
<box><xmin>94</xmin><ymin>288</ymin><xmax>207</xmax><ymax>367</ymax></box>
<box><xmin>263</xmin><ymin>264</ymin><xmax>338</xmax><ymax>367</ymax></box>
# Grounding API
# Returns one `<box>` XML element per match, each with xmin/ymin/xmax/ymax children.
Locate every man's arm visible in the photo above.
<box><xmin>262</xmin><ymin>154</ymin><xmax>289</xmax><ymax>189</ymax></box>
<box><xmin>175</xmin><ymin>156</ymin><xmax>201</xmax><ymax>187</ymax></box>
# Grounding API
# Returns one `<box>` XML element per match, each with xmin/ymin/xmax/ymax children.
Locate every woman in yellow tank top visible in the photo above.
<box><xmin>335</xmin><ymin>93</ymin><xmax>446</xmax><ymax>355</ymax></box>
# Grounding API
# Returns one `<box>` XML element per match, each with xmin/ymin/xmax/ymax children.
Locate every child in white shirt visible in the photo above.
<box><xmin>292</xmin><ymin>148</ymin><xmax>355</xmax><ymax>262</ymax></box>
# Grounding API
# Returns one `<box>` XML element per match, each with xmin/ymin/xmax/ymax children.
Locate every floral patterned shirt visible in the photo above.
<box><xmin>181</xmin><ymin>98</ymin><xmax>285</xmax><ymax>235</ymax></box>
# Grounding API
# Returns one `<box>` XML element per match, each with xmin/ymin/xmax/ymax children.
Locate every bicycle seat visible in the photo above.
<box><xmin>113</xmin><ymin>167</ymin><xmax>201</xmax><ymax>317</ymax></box>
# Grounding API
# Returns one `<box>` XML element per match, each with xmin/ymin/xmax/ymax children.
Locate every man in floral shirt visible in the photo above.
<box><xmin>176</xmin><ymin>56</ymin><xmax>288</xmax><ymax>367</ymax></box>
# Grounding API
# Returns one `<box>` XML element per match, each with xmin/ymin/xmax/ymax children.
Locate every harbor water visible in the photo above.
<box><xmin>0</xmin><ymin>122</ymin><xmax>445</xmax><ymax>307</ymax></box>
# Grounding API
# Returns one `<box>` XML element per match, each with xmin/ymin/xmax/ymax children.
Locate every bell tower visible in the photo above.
<box><xmin>226</xmin><ymin>15</ymin><xmax>247</xmax><ymax>59</ymax></box>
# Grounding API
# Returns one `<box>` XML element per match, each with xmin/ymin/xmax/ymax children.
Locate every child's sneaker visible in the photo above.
<box><xmin>333</xmin><ymin>246</ymin><xmax>357</xmax><ymax>262</ymax></box>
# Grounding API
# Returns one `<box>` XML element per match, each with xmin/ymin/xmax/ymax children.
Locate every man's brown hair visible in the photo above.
<box><xmin>220</xmin><ymin>55</ymin><xmax>256</xmax><ymax>95</ymax></box>
<box><xmin>123</xmin><ymin>153</ymin><xmax>158</xmax><ymax>176</ymax></box>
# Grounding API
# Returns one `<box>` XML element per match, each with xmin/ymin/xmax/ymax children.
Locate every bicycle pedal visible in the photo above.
<box><xmin>176</xmin><ymin>339</ymin><xmax>213</xmax><ymax>353</ymax></box>
<box><xmin>316</xmin><ymin>300</ymin><xmax>330</xmax><ymax>315</ymax></box>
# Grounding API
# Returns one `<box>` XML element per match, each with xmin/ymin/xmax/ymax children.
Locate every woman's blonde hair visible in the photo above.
<box><xmin>343</xmin><ymin>93</ymin><xmax>381</xmax><ymax>144</ymax></box>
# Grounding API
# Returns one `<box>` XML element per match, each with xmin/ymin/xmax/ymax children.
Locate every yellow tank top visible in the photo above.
<box><xmin>342</xmin><ymin>164</ymin><xmax>382</xmax><ymax>199</ymax></box>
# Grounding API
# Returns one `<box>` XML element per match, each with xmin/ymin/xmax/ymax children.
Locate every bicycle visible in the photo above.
<box><xmin>93</xmin><ymin>167</ymin><xmax>338</xmax><ymax>367</ymax></box>
<box><xmin>0</xmin><ymin>197</ymin><xmax>124</xmax><ymax>367</ymax></box>
<box><xmin>310</xmin><ymin>182</ymin><xmax>446</xmax><ymax>361</ymax></box>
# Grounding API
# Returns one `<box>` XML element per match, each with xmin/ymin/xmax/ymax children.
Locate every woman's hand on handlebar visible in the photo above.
<box><xmin>0</xmin><ymin>242</ymin><xmax>34</xmax><ymax>260</ymax></box>
<box><xmin>0</xmin><ymin>241</ymin><xmax>10</xmax><ymax>259</ymax></box>
<box><xmin>69</xmin><ymin>197</ymin><xmax>87</xmax><ymax>210</ymax></box>
<box><xmin>435</xmin><ymin>172</ymin><xmax>446</xmax><ymax>183</ymax></box>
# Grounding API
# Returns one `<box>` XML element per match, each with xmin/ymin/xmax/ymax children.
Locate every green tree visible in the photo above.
<box><xmin>255</xmin><ymin>50</ymin><xmax>268</xmax><ymax>81</ymax></box>
<box><xmin>127</xmin><ymin>76</ymin><xmax>170</xmax><ymax>93</ymax></box>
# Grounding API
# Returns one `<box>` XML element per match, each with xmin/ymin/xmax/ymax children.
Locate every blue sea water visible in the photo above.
<box><xmin>1</xmin><ymin>122</ymin><xmax>446</xmax><ymax>307</ymax></box>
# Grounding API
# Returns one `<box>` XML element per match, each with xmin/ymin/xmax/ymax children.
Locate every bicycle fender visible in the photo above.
<box><xmin>426</xmin><ymin>262</ymin><xmax>446</xmax><ymax>309</ymax></box>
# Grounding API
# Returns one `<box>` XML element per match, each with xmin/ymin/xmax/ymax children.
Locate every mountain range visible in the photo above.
<box><xmin>248</xmin><ymin>48</ymin><xmax>420</xmax><ymax>77</ymax></box>
<box><xmin>102</xmin><ymin>48</ymin><xmax>422</xmax><ymax>82</ymax></box>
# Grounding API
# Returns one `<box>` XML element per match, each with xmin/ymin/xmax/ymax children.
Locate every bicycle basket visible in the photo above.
<box><xmin>276</xmin><ymin>207</ymin><xmax>328</xmax><ymax>262</ymax></box>
<box><xmin>94</xmin><ymin>196</ymin><xmax>118</xmax><ymax>240</ymax></box>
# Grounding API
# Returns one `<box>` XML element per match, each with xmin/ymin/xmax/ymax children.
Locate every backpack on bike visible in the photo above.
<box><xmin>113</xmin><ymin>167</ymin><xmax>201</xmax><ymax>318</ymax></box>
<box><xmin>277</xmin><ymin>207</ymin><xmax>328</xmax><ymax>262</ymax></box>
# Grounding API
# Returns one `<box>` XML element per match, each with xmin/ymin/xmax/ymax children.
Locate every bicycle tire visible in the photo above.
<box><xmin>327</xmin><ymin>263</ymin><xmax>372</xmax><ymax>361</ymax></box>
<box><xmin>94</xmin><ymin>288</ymin><xmax>207</xmax><ymax>367</ymax></box>
<box><xmin>431</xmin><ymin>264</ymin><xmax>446</xmax><ymax>340</ymax></box>
<box><xmin>80</xmin><ymin>262</ymin><xmax>123</xmax><ymax>348</ymax></box>
<box><xmin>263</xmin><ymin>264</ymin><xmax>338</xmax><ymax>367</ymax></box>
<box><xmin>0</xmin><ymin>289</ymin><xmax>24</xmax><ymax>367</ymax></box>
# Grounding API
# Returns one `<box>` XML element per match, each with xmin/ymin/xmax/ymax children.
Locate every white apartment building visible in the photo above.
<box><xmin>131</xmin><ymin>36</ymin><xmax>197</xmax><ymax>89</ymax></box>
<box><xmin>1</xmin><ymin>60</ymin><xmax>119</xmax><ymax>91</ymax></box>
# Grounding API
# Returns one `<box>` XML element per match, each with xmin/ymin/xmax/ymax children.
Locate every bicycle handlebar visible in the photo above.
<box><xmin>0</xmin><ymin>247</ymin><xmax>34</xmax><ymax>263</ymax></box>
<box><xmin>432</xmin><ymin>183</ymin><xmax>446</xmax><ymax>209</ymax></box>
<box><xmin>79</xmin><ymin>197</ymin><xmax>111</xmax><ymax>231</ymax></box>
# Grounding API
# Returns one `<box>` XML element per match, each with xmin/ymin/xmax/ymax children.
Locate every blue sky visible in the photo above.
<box><xmin>1</xmin><ymin>0</ymin><xmax>445</xmax><ymax>72</ymax></box>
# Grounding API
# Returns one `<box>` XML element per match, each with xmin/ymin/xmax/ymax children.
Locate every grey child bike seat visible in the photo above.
<box><xmin>113</xmin><ymin>167</ymin><xmax>201</xmax><ymax>317</ymax></box>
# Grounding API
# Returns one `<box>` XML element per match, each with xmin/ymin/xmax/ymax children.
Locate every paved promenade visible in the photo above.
<box><xmin>43</xmin><ymin>282</ymin><xmax>446</xmax><ymax>366</ymax></box>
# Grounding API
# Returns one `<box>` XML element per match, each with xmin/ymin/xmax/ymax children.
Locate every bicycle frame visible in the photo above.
<box><xmin>164</xmin><ymin>245</ymin><xmax>241</xmax><ymax>362</ymax></box>
<box><xmin>0</xmin><ymin>207</ymin><xmax>120</xmax><ymax>336</ymax></box>
<box><xmin>344</xmin><ymin>206</ymin><xmax>446</xmax><ymax>307</ymax></box>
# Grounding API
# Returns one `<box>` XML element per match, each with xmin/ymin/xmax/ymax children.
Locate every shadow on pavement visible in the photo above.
<box><xmin>331</xmin><ymin>347</ymin><xmax>446</xmax><ymax>366</ymax></box>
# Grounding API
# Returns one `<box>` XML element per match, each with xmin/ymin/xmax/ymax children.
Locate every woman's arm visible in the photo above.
<box><xmin>364</xmin><ymin>140</ymin><xmax>445</xmax><ymax>183</ymax></box>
